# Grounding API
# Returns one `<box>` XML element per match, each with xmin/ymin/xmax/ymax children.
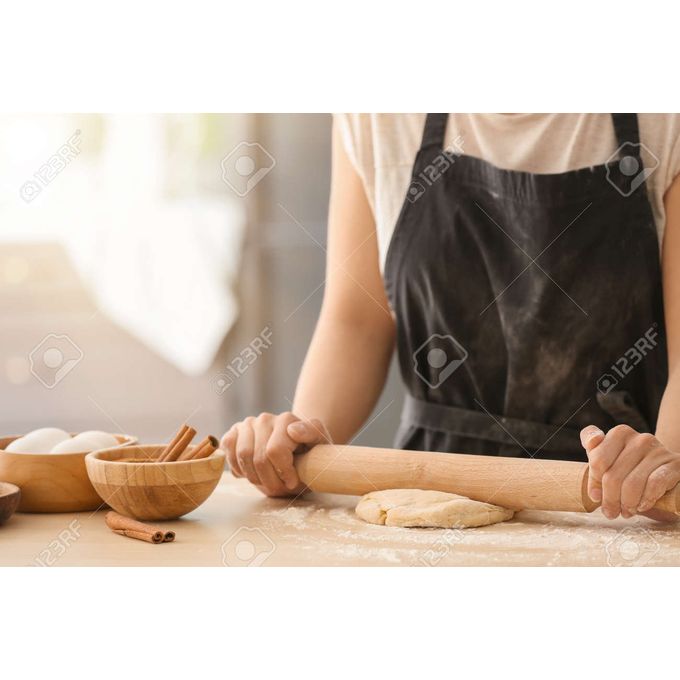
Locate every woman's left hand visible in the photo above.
<box><xmin>580</xmin><ymin>424</ymin><xmax>680</xmax><ymax>520</ymax></box>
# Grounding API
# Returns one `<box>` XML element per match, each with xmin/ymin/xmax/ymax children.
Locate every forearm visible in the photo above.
<box><xmin>658</xmin><ymin>174</ymin><xmax>680</xmax><ymax>451</ymax></box>
<box><xmin>293</xmin><ymin>118</ymin><xmax>394</xmax><ymax>444</ymax></box>
<box><xmin>293</xmin><ymin>310</ymin><xmax>395</xmax><ymax>444</ymax></box>
<box><xmin>655</xmin><ymin>367</ymin><xmax>680</xmax><ymax>450</ymax></box>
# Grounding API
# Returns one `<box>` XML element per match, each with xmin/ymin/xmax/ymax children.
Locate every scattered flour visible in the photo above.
<box><xmin>262</xmin><ymin>506</ymin><xmax>314</xmax><ymax>530</ymax></box>
<box><xmin>253</xmin><ymin>498</ymin><xmax>680</xmax><ymax>566</ymax></box>
<box><xmin>300</xmin><ymin>541</ymin><xmax>409</xmax><ymax>564</ymax></box>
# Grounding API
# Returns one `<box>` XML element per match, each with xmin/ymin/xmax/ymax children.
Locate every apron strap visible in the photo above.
<box><xmin>611</xmin><ymin>113</ymin><xmax>642</xmax><ymax>157</ymax></box>
<box><xmin>400</xmin><ymin>394</ymin><xmax>582</xmax><ymax>454</ymax></box>
<box><xmin>420</xmin><ymin>113</ymin><xmax>448</xmax><ymax>150</ymax></box>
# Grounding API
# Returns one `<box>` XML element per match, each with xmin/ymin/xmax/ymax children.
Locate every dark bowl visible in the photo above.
<box><xmin>0</xmin><ymin>482</ymin><xmax>21</xmax><ymax>524</ymax></box>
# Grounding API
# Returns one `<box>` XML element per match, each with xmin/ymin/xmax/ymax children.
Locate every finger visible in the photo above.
<box><xmin>221</xmin><ymin>426</ymin><xmax>243</xmax><ymax>477</ymax></box>
<box><xmin>618</xmin><ymin>436</ymin><xmax>665</xmax><ymax>515</ymax></box>
<box><xmin>287</xmin><ymin>418</ymin><xmax>330</xmax><ymax>446</ymax></box>
<box><xmin>235</xmin><ymin>419</ymin><xmax>260</xmax><ymax>486</ymax></box>
<box><xmin>580</xmin><ymin>425</ymin><xmax>605</xmax><ymax>451</ymax></box>
<box><xmin>580</xmin><ymin>426</ymin><xmax>605</xmax><ymax>501</ymax></box>
<box><xmin>252</xmin><ymin>416</ymin><xmax>287</xmax><ymax>495</ymax></box>
<box><xmin>600</xmin><ymin>434</ymin><xmax>653</xmax><ymax>519</ymax></box>
<box><xmin>265</xmin><ymin>413</ymin><xmax>302</xmax><ymax>490</ymax></box>
<box><xmin>595</xmin><ymin>425</ymin><xmax>638</xmax><ymax>519</ymax></box>
<box><xmin>584</xmin><ymin>425</ymin><xmax>635</xmax><ymax>515</ymax></box>
<box><xmin>255</xmin><ymin>483</ymin><xmax>292</xmax><ymax>498</ymax></box>
<box><xmin>637</xmin><ymin>460</ymin><xmax>680</xmax><ymax>513</ymax></box>
<box><xmin>253</xmin><ymin>460</ymin><xmax>286</xmax><ymax>495</ymax></box>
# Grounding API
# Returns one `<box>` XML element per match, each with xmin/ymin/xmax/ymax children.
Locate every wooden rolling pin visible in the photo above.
<box><xmin>295</xmin><ymin>444</ymin><xmax>680</xmax><ymax>514</ymax></box>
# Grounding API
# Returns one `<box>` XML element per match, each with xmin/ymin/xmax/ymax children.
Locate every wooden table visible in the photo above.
<box><xmin>2</xmin><ymin>474</ymin><xmax>680</xmax><ymax>566</ymax></box>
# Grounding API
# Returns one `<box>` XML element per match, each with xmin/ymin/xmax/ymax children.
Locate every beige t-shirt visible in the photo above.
<box><xmin>335</xmin><ymin>113</ymin><xmax>680</xmax><ymax>270</ymax></box>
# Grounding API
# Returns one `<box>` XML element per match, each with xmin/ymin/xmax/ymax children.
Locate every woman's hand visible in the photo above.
<box><xmin>220</xmin><ymin>412</ymin><xmax>330</xmax><ymax>497</ymax></box>
<box><xmin>580</xmin><ymin>424</ymin><xmax>680</xmax><ymax>520</ymax></box>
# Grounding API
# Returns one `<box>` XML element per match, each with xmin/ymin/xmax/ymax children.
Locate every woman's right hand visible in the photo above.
<box><xmin>220</xmin><ymin>412</ymin><xmax>330</xmax><ymax>497</ymax></box>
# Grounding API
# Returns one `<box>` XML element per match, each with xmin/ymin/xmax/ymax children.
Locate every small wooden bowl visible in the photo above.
<box><xmin>0</xmin><ymin>482</ymin><xmax>21</xmax><ymax>524</ymax></box>
<box><xmin>85</xmin><ymin>445</ymin><xmax>225</xmax><ymax>521</ymax></box>
<box><xmin>0</xmin><ymin>434</ymin><xmax>137</xmax><ymax>513</ymax></box>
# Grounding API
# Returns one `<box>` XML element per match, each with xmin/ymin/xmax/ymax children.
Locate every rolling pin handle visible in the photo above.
<box><xmin>582</xmin><ymin>467</ymin><xmax>680</xmax><ymax>515</ymax></box>
<box><xmin>652</xmin><ymin>484</ymin><xmax>680</xmax><ymax>515</ymax></box>
<box><xmin>580</xmin><ymin>466</ymin><xmax>600</xmax><ymax>513</ymax></box>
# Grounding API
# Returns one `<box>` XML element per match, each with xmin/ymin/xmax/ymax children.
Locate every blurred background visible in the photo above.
<box><xmin>0</xmin><ymin>114</ymin><xmax>402</xmax><ymax>445</ymax></box>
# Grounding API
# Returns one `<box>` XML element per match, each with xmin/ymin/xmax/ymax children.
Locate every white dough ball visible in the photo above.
<box><xmin>50</xmin><ymin>436</ymin><xmax>94</xmax><ymax>454</ymax></box>
<box><xmin>51</xmin><ymin>431</ymin><xmax>118</xmax><ymax>454</ymax></box>
<box><xmin>77</xmin><ymin>431</ymin><xmax>119</xmax><ymax>449</ymax></box>
<box><xmin>5</xmin><ymin>427</ymin><xmax>71</xmax><ymax>453</ymax></box>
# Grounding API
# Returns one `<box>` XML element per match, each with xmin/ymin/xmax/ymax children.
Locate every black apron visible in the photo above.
<box><xmin>384</xmin><ymin>113</ymin><xmax>667</xmax><ymax>461</ymax></box>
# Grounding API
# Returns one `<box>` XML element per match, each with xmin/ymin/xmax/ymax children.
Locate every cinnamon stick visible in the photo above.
<box><xmin>176</xmin><ymin>434</ymin><xmax>216</xmax><ymax>461</ymax></box>
<box><xmin>105</xmin><ymin>511</ymin><xmax>173</xmax><ymax>544</ymax></box>
<box><xmin>187</xmin><ymin>435</ymin><xmax>219</xmax><ymax>461</ymax></box>
<box><xmin>158</xmin><ymin>425</ymin><xmax>197</xmax><ymax>462</ymax></box>
<box><xmin>111</xmin><ymin>528</ymin><xmax>162</xmax><ymax>543</ymax></box>
<box><xmin>158</xmin><ymin>424</ymin><xmax>189</xmax><ymax>461</ymax></box>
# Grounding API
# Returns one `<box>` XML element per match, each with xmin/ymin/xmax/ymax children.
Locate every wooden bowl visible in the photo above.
<box><xmin>0</xmin><ymin>434</ymin><xmax>137</xmax><ymax>513</ymax></box>
<box><xmin>85</xmin><ymin>445</ymin><xmax>225</xmax><ymax>521</ymax></box>
<box><xmin>0</xmin><ymin>482</ymin><xmax>21</xmax><ymax>524</ymax></box>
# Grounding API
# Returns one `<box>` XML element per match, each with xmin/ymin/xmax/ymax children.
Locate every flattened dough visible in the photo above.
<box><xmin>355</xmin><ymin>489</ymin><xmax>514</xmax><ymax>528</ymax></box>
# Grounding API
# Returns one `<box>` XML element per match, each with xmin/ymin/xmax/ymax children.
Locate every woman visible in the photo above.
<box><xmin>222</xmin><ymin>113</ymin><xmax>680</xmax><ymax>521</ymax></box>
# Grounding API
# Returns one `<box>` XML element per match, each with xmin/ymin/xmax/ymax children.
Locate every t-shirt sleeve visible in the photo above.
<box><xmin>333</xmin><ymin>113</ymin><xmax>377</xmax><ymax>216</ymax></box>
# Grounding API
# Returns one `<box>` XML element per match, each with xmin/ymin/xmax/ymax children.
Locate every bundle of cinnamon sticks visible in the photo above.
<box><xmin>156</xmin><ymin>424</ymin><xmax>219</xmax><ymax>463</ymax></box>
